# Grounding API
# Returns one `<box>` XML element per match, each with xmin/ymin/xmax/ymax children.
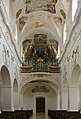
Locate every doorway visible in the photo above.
<box><xmin>36</xmin><ymin>97</ymin><xmax>45</xmax><ymax>113</ymax></box>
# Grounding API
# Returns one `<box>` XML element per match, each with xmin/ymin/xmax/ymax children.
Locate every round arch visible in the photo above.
<box><xmin>20</xmin><ymin>79</ymin><xmax>60</xmax><ymax>111</ymax></box>
<box><xmin>71</xmin><ymin>64</ymin><xmax>81</xmax><ymax>85</ymax></box>
<box><xmin>69</xmin><ymin>64</ymin><xmax>81</xmax><ymax>111</ymax></box>
<box><xmin>21</xmin><ymin>78</ymin><xmax>59</xmax><ymax>94</ymax></box>
<box><xmin>21</xmin><ymin>28</ymin><xmax>60</xmax><ymax>43</ymax></box>
<box><xmin>0</xmin><ymin>65</ymin><xmax>11</xmax><ymax>111</ymax></box>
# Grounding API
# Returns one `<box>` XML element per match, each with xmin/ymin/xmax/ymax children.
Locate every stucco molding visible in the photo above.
<box><xmin>59</xmin><ymin>2</ymin><xmax>81</xmax><ymax>63</ymax></box>
<box><xmin>0</xmin><ymin>0</ymin><xmax>22</xmax><ymax>63</ymax></box>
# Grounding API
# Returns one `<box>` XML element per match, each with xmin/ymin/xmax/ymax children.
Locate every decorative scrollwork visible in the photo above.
<box><xmin>32</xmin><ymin>86</ymin><xmax>49</xmax><ymax>93</ymax></box>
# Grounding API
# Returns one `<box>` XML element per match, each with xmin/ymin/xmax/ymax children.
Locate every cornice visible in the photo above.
<box><xmin>0</xmin><ymin>0</ymin><xmax>22</xmax><ymax>64</ymax></box>
<box><xmin>59</xmin><ymin>2</ymin><xmax>81</xmax><ymax>63</ymax></box>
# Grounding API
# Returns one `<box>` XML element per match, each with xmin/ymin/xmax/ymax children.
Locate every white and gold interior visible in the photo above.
<box><xmin>0</xmin><ymin>0</ymin><xmax>81</xmax><ymax>114</ymax></box>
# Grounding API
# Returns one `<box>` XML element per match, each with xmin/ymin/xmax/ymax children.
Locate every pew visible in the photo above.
<box><xmin>48</xmin><ymin>109</ymin><xmax>81</xmax><ymax>119</ymax></box>
<box><xmin>0</xmin><ymin>110</ymin><xmax>32</xmax><ymax>119</ymax></box>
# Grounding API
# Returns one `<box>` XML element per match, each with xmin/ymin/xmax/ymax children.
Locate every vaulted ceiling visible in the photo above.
<box><xmin>10</xmin><ymin>0</ymin><xmax>71</xmax><ymax>57</ymax></box>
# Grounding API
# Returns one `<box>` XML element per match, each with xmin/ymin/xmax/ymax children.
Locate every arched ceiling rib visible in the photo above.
<box><xmin>10</xmin><ymin>0</ymin><xmax>71</xmax><ymax>44</ymax></box>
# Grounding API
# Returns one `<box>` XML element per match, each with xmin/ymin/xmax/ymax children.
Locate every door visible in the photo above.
<box><xmin>36</xmin><ymin>97</ymin><xmax>45</xmax><ymax>113</ymax></box>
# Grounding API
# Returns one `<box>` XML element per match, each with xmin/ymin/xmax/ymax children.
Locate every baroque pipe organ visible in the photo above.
<box><xmin>21</xmin><ymin>34</ymin><xmax>60</xmax><ymax>73</ymax></box>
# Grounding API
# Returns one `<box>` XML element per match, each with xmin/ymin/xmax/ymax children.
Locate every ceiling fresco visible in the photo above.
<box><xmin>15</xmin><ymin>0</ymin><xmax>66</xmax><ymax>37</ymax></box>
<box><xmin>25</xmin><ymin>0</ymin><xmax>58</xmax><ymax>14</ymax></box>
<box><xmin>11</xmin><ymin>0</ymin><xmax>70</xmax><ymax>74</ymax></box>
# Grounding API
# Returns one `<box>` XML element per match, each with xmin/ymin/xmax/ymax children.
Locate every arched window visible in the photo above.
<box><xmin>63</xmin><ymin>23</ymin><xmax>66</xmax><ymax>44</ymax></box>
<box><xmin>72</xmin><ymin>0</ymin><xmax>78</xmax><ymax>21</ymax></box>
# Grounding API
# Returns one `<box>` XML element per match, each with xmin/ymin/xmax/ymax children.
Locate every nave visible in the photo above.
<box><xmin>0</xmin><ymin>110</ymin><xmax>81</xmax><ymax>119</ymax></box>
<box><xmin>29</xmin><ymin>113</ymin><xmax>52</xmax><ymax>119</ymax></box>
<box><xmin>1</xmin><ymin>0</ymin><xmax>81</xmax><ymax>118</ymax></box>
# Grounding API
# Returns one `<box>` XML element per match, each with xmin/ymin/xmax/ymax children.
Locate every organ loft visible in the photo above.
<box><xmin>0</xmin><ymin>0</ymin><xmax>81</xmax><ymax>119</ymax></box>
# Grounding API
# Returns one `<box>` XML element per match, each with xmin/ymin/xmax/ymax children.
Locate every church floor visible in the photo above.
<box><xmin>29</xmin><ymin>113</ymin><xmax>52</xmax><ymax>119</ymax></box>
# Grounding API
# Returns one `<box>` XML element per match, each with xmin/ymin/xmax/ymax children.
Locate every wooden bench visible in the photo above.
<box><xmin>0</xmin><ymin>110</ymin><xmax>32</xmax><ymax>119</ymax></box>
<box><xmin>48</xmin><ymin>110</ymin><xmax>81</xmax><ymax>119</ymax></box>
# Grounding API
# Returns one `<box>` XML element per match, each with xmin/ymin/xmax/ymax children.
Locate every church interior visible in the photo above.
<box><xmin>0</xmin><ymin>0</ymin><xmax>81</xmax><ymax>119</ymax></box>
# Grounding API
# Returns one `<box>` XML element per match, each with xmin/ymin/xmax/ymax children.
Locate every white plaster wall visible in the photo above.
<box><xmin>0</xmin><ymin>2</ymin><xmax>21</xmax><ymax>110</ymax></box>
<box><xmin>48</xmin><ymin>95</ymin><xmax>57</xmax><ymax>110</ymax></box>
<box><xmin>23</xmin><ymin>91</ymin><xmax>57</xmax><ymax>114</ymax></box>
<box><xmin>14</xmin><ymin>87</ymin><xmax>19</xmax><ymax>110</ymax></box>
<box><xmin>69</xmin><ymin>86</ymin><xmax>79</xmax><ymax>111</ymax></box>
<box><xmin>61</xmin><ymin>90</ymin><xmax>68</xmax><ymax>110</ymax></box>
<box><xmin>22</xmin><ymin>83</ymin><xmax>58</xmax><ymax>112</ymax></box>
<box><xmin>2</xmin><ymin>87</ymin><xmax>11</xmax><ymax>110</ymax></box>
<box><xmin>60</xmin><ymin>1</ymin><xmax>81</xmax><ymax>111</ymax></box>
<box><xmin>23</xmin><ymin>95</ymin><xmax>33</xmax><ymax>110</ymax></box>
<box><xmin>1</xmin><ymin>0</ymin><xmax>81</xmax><ymax>112</ymax></box>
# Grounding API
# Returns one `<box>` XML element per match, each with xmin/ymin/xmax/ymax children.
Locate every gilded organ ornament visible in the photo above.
<box><xmin>21</xmin><ymin>34</ymin><xmax>60</xmax><ymax>73</ymax></box>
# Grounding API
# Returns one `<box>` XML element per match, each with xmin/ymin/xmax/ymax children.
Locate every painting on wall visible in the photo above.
<box><xmin>25</xmin><ymin>0</ymin><xmax>58</xmax><ymax>14</ymax></box>
<box><xmin>34</xmin><ymin>34</ymin><xmax>47</xmax><ymax>44</ymax></box>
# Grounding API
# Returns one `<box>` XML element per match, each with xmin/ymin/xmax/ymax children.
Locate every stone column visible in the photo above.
<box><xmin>62</xmin><ymin>89</ymin><xmax>68</xmax><ymax>110</ymax></box>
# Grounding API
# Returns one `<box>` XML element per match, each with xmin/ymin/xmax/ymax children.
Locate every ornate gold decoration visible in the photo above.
<box><xmin>26</xmin><ymin>0</ymin><xmax>30</xmax><ymax>3</ymax></box>
<box><xmin>60</xmin><ymin>9</ymin><xmax>66</xmax><ymax>19</ymax></box>
<box><xmin>21</xmin><ymin>34</ymin><xmax>60</xmax><ymax>73</ymax></box>
<box><xmin>52</xmin><ymin>0</ymin><xmax>58</xmax><ymax>3</ymax></box>
<box><xmin>36</xmin><ymin>58</ymin><xmax>44</xmax><ymax>63</ymax></box>
<box><xmin>55</xmin><ymin>17</ymin><xmax>63</xmax><ymax>25</ymax></box>
<box><xmin>35</xmin><ymin>22</ymin><xmax>44</xmax><ymax>28</ymax></box>
<box><xmin>16</xmin><ymin>9</ymin><xmax>22</xmax><ymax>19</ymax></box>
<box><xmin>19</xmin><ymin>16</ymin><xmax>28</xmax><ymax>30</ymax></box>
